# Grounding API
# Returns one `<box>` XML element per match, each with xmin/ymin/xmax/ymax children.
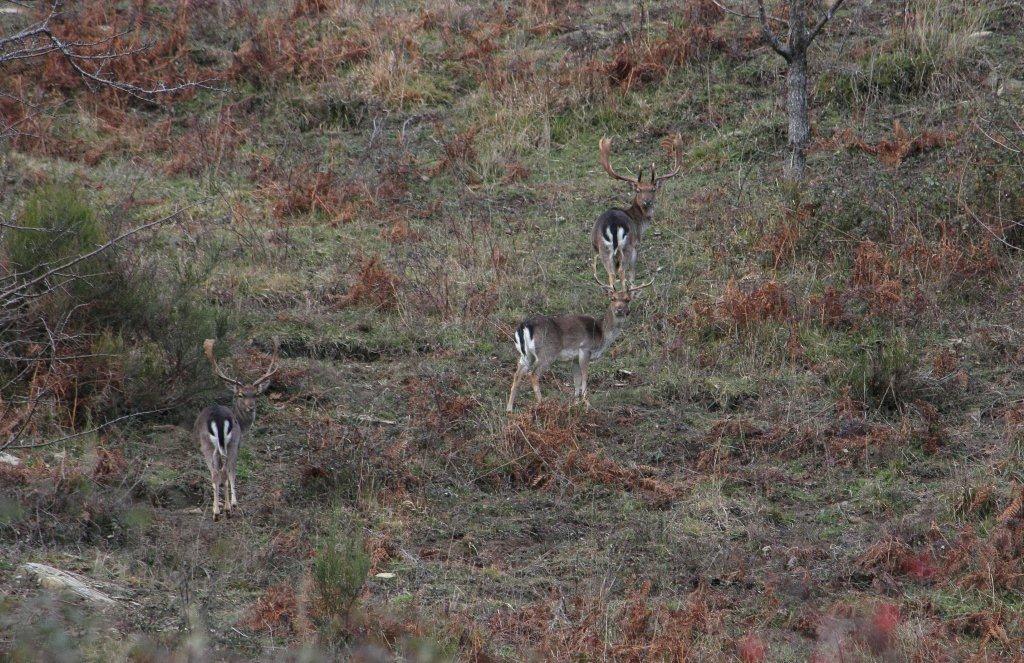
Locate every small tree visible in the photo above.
<box><xmin>719</xmin><ymin>0</ymin><xmax>848</xmax><ymax>181</ymax></box>
<box><xmin>0</xmin><ymin>1</ymin><xmax>212</xmax><ymax>449</ymax></box>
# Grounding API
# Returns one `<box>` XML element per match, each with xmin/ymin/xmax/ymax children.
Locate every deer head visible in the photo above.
<box><xmin>593</xmin><ymin>259</ymin><xmax>654</xmax><ymax>315</ymax></box>
<box><xmin>203</xmin><ymin>339</ymin><xmax>279</xmax><ymax>419</ymax></box>
<box><xmin>599</xmin><ymin>136</ymin><xmax>682</xmax><ymax>216</ymax></box>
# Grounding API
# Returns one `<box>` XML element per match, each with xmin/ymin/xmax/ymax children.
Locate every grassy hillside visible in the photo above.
<box><xmin>3</xmin><ymin>0</ymin><xmax>1024</xmax><ymax>660</ymax></box>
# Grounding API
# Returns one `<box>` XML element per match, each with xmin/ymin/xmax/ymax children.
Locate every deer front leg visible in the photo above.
<box><xmin>507</xmin><ymin>364</ymin><xmax>526</xmax><ymax>413</ymax></box>
<box><xmin>572</xmin><ymin>360</ymin><xmax>582</xmax><ymax>398</ymax></box>
<box><xmin>578</xmin><ymin>351</ymin><xmax>591</xmax><ymax>407</ymax></box>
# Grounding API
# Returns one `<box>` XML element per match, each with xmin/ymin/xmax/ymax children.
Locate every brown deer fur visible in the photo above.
<box><xmin>507</xmin><ymin>281</ymin><xmax>651</xmax><ymax>412</ymax></box>
<box><xmin>591</xmin><ymin>136</ymin><xmax>680</xmax><ymax>291</ymax></box>
<box><xmin>193</xmin><ymin>339</ymin><xmax>278</xmax><ymax>520</ymax></box>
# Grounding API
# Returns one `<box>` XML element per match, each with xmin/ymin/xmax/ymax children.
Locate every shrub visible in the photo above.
<box><xmin>311</xmin><ymin>527</ymin><xmax>370</xmax><ymax>629</ymax></box>
<box><xmin>825</xmin><ymin>0</ymin><xmax>988</xmax><ymax>103</ymax></box>
<box><xmin>6</xmin><ymin>184</ymin><xmax>110</xmax><ymax>303</ymax></box>
<box><xmin>102</xmin><ymin>255</ymin><xmax>230</xmax><ymax>414</ymax></box>
<box><xmin>826</xmin><ymin>51</ymin><xmax>934</xmax><ymax>103</ymax></box>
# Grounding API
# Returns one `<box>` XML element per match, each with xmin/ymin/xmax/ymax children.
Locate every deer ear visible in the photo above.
<box><xmin>255</xmin><ymin>380</ymin><xmax>272</xmax><ymax>394</ymax></box>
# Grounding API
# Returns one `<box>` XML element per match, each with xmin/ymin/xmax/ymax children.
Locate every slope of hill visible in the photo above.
<box><xmin>2</xmin><ymin>0</ymin><xmax>1024</xmax><ymax>660</ymax></box>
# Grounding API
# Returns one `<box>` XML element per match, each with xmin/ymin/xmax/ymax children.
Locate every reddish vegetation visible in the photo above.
<box><xmin>490</xmin><ymin>581</ymin><xmax>719</xmax><ymax>661</ymax></box>
<box><xmin>736</xmin><ymin>633</ymin><xmax>767</xmax><ymax>662</ymax></box>
<box><xmin>92</xmin><ymin>445</ymin><xmax>128</xmax><ymax>482</ymax></box>
<box><xmin>600</xmin><ymin>27</ymin><xmax>730</xmax><ymax>92</ymax></box>
<box><xmin>997</xmin><ymin>484</ymin><xmax>1024</xmax><ymax>525</ymax></box>
<box><xmin>403</xmin><ymin>376</ymin><xmax>477</xmax><ymax>441</ymax></box>
<box><xmin>365</xmin><ymin>534</ymin><xmax>397</xmax><ymax>576</ymax></box>
<box><xmin>242</xmin><ymin>583</ymin><xmax>301</xmax><ymax>635</ymax></box>
<box><xmin>230</xmin><ymin>11</ymin><xmax>369</xmax><ymax>85</ymax></box>
<box><xmin>333</xmin><ymin>257</ymin><xmax>401</xmax><ymax>310</ymax></box>
<box><xmin>497</xmin><ymin>403</ymin><xmax>675</xmax><ymax>502</ymax></box>
<box><xmin>855</xmin><ymin>603</ymin><xmax>902</xmax><ymax>655</ymax></box>
<box><xmin>836</xmin><ymin>121</ymin><xmax>956</xmax><ymax>168</ymax></box>
<box><xmin>692</xmin><ymin>278</ymin><xmax>791</xmax><ymax>330</ymax></box>
<box><xmin>1</xmin><ymin>0</ymin><xmax>203</xmax><ymax>159</ymax></box>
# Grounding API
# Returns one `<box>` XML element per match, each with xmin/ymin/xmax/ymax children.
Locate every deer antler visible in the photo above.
<box><xmin>628</xmin><ymin>277</ymin><xmax>655</xmax><ymax>293</ymax></box>
<box><xmin>654</xmin><ymin>135</ymin><xmax>683</xmax><ymax>185</ymax></box>
<box><xmin>599</xmin><ymin>137</ymin><xmax>639</xmax><ymax>184</ymax></box>
<box><xmin>254</xmin><ymin>338</ymin><xmax>280</xmax><ymax>387</ymax></box>
<box><xmin>204</xmin><ymin>339</ymin><xmax>244</xmax><ymax>387</ymax></box>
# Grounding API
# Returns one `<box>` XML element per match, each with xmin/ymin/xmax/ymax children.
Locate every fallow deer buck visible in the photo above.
<box><xmin>506</xmin><ymin>273</ymin><xmax>652</xmax><ymax>412</ymax></box>
<box><xmin>193</xmin><ymin>338</ymin><xmax>278</xmax><ymax>521</ymax></box>
<box><xmin>591</xmin><ymin>136</ymin><xmax>680</xmax><ymax>292</ymax></box>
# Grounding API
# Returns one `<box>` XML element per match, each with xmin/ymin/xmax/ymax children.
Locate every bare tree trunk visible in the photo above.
<box><xmin>786</xmin><ymin>51</ymin><xmax>809</xmax><ymax>182</ymax></box>
<box><xmin>785</xmin><ymin>0</ymin><xmax>808</xmax><ymax>182</ymax></box>
<box><xmin>752</xmin><ymin>0</ymin><xmax>846</xmax><ymax>183</ymax></box>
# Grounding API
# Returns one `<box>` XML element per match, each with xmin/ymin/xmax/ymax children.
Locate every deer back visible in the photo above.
<box><xmin>523</xmin><ymin>314</ymin><xmax>605</xmax><ymax>362</ymax></box>
<box><xmin>193</xmin><ymin>404</ymin><xmax>241</xmax><ymax>472</ymax></box>
<box><xmin>592</xmin><ymin>208</ymin><xmax>642</xmax><ymax>253</ymax></box>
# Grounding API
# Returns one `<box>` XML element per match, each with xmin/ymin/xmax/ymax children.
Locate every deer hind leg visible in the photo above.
<box><xmin>222</xmin><ymin>476</ymin><xmax>232</xmax><ymax>518</ymax></box>
<box><xmin>229</xmin><ymin>449</ymin><xmax>239</xmax><ymax>510</ymax></box>
<box><xmin>626</xmin><ymin>246</ymin><xmax>638</xmax><ymax>291</ymax></box>
<box><xmin>602</xmin><ymin>254</ymin><xmax>618</xmax><ymax>291</ymax></box>
<box><xmin>597</xmin><ymin>252</ymin><xmax>616</xmax><ymax>291</ymax></box>
<box><xmin>615</xmin><ymin>249</ymin><xmax>627</xmax><ymax>291</ymax></box>
<box><xmin>530</xmin><ymin>359</ymin><xmax>551</xmax><ymax>404</ymax></box>
<box><xmin>227</xmin><ymin>473</ymin><xmax>237</xmax><ymax>515</ymax></box>
<box><xmin>210</xmin><ymin>472</ymin><xmax>221</xmax><ymax>521</ymax></box>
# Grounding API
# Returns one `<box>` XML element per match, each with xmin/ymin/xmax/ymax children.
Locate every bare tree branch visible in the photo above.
<box><xmin>757</xmin><ymin>0</ymin><xmax>790</xmax><ymax>59</ymax></box>
<box><xmin>3</xmin><ymin>407</ymin><xmax>172</xmax><ymax>451</ymax></box>
<box><xmin>0</xmin><ymin>0</ymin><xmax>221</xmax><ymax>116</ymax></box>
<box><xmin>805</xmin><ymin>0</ymin><xmax>847</xmax><ymax>45</ymax></box>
